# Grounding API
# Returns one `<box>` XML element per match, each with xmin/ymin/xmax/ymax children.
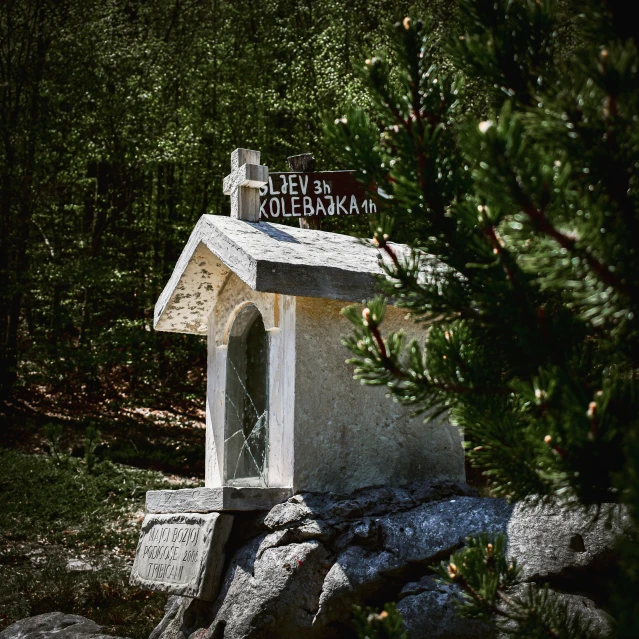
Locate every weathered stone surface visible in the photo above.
<box><xmin>205</xmin><ymin>535</ymin><xmax>332</xmax><ymax>639</ymax></box>
<box><xmin>397</xmin><ymin>577</ymin><xmax>494</xmax><ymax>638</ymax></box>
<box><xmin>544</xmin><ymin>590</ymin><xmax>615</xmax><ymax>638</ymax></box>
<box><xmin>0</xmin><ymin>613</ymin><xmax>126</xmax><ymax>639</ymax></box>
<box><xmin>147</xmin><ymin>597</ymin><xmax>191</xmax><ymax>639</ymax></box>
<box><xmin>130</xmin><ymin>512</ymin><xmax>233</xmax><ymax>600</ymax></box>
<box><xmin>507</xmin><ymin>501</ymin><xmax>629</xmax><ymax>581</ymax></box>
<box><xmin>146</xmin><ymin>487</ymin><xmax>294</xmax><ymax>513</ymax></box>
<box><xmin>202</xmin><ymin>280</ymin><xmax>466</xmax><ymax>495</ymax></box>
<box><xmin>148</xmin><ymin>482</ymin><xmax>495</xmax><ymax>639</ymax></box>
<box><xmin>149</xmin><ymin>486</ymin><xmax>626</xmax><ymax>639</ymax></box>
<box><xmin>396</xmin><ymin>561</ymin><xmax>616</xmax><ymax>639</ymax></box>
<box><xmin>262</xmin><ymin>482</ymin><xmax>476</xmax><ymax>529</ymax></box>
<box><xmin>497</xmin><ymin>586</ymin><xmax>615</xmax><ymax>639</ymax></box>
<box><xmin>313</xmin><ymin>496</ymin><xmax>512</xmax><ymax>629</ymax></box>
<box><xmin>293</xmin><ymin>296</ymin><xmax>466</xmax><ymax>494</ymax></box>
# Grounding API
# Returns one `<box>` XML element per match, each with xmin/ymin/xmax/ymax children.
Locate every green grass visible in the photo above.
<box><xmin>0</xmin><ymin>447</ymin><xmax>196</xmax><ymax>637</ymax></box>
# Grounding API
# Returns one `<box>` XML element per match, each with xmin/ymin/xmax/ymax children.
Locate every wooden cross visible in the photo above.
<box><xmin>223</xmin><ymin>148</ymin><xmax>269</xmax><ymax>222</ymax></box>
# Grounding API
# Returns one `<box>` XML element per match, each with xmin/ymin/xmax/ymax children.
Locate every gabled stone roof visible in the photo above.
<box><xmin>154</xmin><ymin>215</ymin><xmax>396</xmax><ymax>334</ymax></box>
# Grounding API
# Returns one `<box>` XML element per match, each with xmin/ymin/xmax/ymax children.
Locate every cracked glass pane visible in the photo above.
<box><xmin>224</xmin><ymin>305</ymin><xmax>268</xmax><ymax>485</ymax></box>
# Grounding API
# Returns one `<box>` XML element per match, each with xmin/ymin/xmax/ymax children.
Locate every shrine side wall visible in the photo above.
<box><xmin>293</xmin><ymin>297</ymin><xmax>465</xmax><ymax>493</ymax></box>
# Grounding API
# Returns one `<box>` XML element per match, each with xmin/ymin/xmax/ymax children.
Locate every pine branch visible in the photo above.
<box><xmin>520</xmin><ymin>199</ymin><xmax>629</xmax><ymax>296</ymax></box>
<box><xmin>436</xmin><ymin>534</ymin><xmax>591</xmax><ymax>639</ymax></box>
<box><xmin>346</xmin><ymin>300</ymin><xmax>512</xmax><ymax>400</ymax></box>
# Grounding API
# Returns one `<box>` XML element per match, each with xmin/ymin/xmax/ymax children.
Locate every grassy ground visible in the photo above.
<box><xmin>0</xmin><ymin>447</ymin><xmax>197</xmax><ymax>637</ymax></box>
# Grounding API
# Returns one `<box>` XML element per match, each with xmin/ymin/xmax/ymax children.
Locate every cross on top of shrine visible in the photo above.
<box><xmin>223</xmin><ymin>148</ymin><xmax>269</xmax><ymax>222</ymax></box>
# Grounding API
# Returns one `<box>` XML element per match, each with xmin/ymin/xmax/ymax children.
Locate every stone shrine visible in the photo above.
<box><xmin>149</xmin><ymin>148</ymin><xmax>464</xmax><ymax>512</ymax></box>
<box><xmin>132</xmin><ymin>148</ymin><xmax>464</xmax><ymax>599</ymax></box>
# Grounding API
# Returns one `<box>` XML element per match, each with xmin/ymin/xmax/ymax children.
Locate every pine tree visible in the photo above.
<box><xmin>326</xmin><ymin>2</ymin><xmax>639</xmax><ymax>636</ymax></box>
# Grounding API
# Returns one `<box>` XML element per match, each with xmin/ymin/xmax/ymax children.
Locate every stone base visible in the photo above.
<box><xmin>146</xmin><ymin>486</ymin><xmax>293</xmax><ymax>513</ymax></box>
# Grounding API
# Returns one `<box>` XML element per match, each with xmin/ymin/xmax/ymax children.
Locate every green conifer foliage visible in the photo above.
<box><xmin>328</xmin><ymin>2</ymin><xmax>639</xmax><ymax>635</ymax></box>
<box><xmin>354</xmin><ymin>603</ymin><xmax>408</xmax><ymax>639</ymax></box>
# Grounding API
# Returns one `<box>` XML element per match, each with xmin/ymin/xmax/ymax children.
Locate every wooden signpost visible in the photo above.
<box><xmin>258</xmin><ymin>170</ymin><xmax>376</xmax><ymax>222</ymax></box>
<box><xmin>223</xmin><ymin>149</ymin><xmax>378</xmax><ymax>230</ymax></box>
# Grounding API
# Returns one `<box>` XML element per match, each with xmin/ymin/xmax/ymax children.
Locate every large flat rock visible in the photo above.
<box><xmin>507</xmin><ymin>501</ymin><xmax>629</xmax><ymax>580</ymax></box>
<box><xmin>0</xmin><ymin>613</ymin><xmax>127</xmax><ymax>639</ymax></box>
<box><xmin>130</xmin><ymin>512</ymin><xmax>232</xmax><ymax>600</ymax></box>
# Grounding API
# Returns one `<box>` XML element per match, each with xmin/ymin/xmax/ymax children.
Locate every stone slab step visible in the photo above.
<box><xmin>146</xmin><ymin>486</ymin><xmax>294</xmax><ymax>513</ymax></box>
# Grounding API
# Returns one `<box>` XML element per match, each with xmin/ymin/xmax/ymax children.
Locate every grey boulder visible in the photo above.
<box><xmin>397</xmin><ymin>577</ymin><xmax>494</xmax><ymax>638</ymax></box>
<box><xmin>313</xmin><ymin>497</ymin><xmax>512</xmax><ymax>629</ymax></box>
<box><xmin>0</xmin><ymin>613</ymin><xmax>127</xmax><ymax>639</ymax></box>
<box><xmin>148</xmin><ymin>484</ymin><xmax>624</xmax><ymax>639</ymax></box>
<box><xmin>497</xmin><ymin>586</ymin><xmax>615</xmax><ymax>639</ymax></box>
<box><xmin>198</xmin><ymin>494</ymin><xmax>511</xmax><ymax>638</ymax></box>
<box><xmin>547</xmin><ymin>591</ymin><xmax>615</xmax><ymax>638</ymax></box>
<box><xmin>204</xmin><ymin>534</ymin><xmax>332</xmax><ymax>638</ymax></box>
<box><xmin>507</xmin><ymin>501</ymin><xmax>628</xmax><ymax>581</ymax></box>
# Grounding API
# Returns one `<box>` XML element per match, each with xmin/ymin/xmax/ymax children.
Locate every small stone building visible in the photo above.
<box><xmin>153</xmin><ymin>214</ymin><xmax>464</xmax><ymax>508</ymax></box>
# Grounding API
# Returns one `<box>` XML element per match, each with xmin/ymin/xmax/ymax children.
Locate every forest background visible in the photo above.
<box><xmin>0</xmin><ymin>0</ymin><xmax>452</xmax><ymax>474</ymax></box>
<box><xmin>4</xmin><ymin>1</ymin><xmax>639</xmax><ymax>637</ymax></box>
<box><xmin>1</xmin><ymin>2</ymin><xmax>459</xmax><ymax>633</ymax></box>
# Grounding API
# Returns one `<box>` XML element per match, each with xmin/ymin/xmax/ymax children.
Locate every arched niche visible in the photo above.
<box><xmin>224</xmin><ymin>304</ymin><xmax>269</xmax><ymax>486</ymax></box>
<box><xmin>213</xmin><ymin>273</ymin><xmax>278</xmax><ymax>348</ymax></box>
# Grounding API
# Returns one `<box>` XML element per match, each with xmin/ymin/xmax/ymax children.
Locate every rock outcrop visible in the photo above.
<box><xmin>146</xmin><ymin>484</ymin><xmax>624</xmax><ymax>639</ymax></box>
<box><xmin>0</xmin><ymin>613</ymin><xmax>128</xmax><ymax>639</ymax></box>
<box><xmin>9</xmin><ymin>484</ymin><xmax>624</xmax><ymax>639</ymax></box>
<box><xmin>152</xmin><ymin>482</ymin><xmax>513</xmax><ymax>639</ymax></box>
<box><xmin>507</xmin><ymin>500</ymin><xmax>628</xmax><ymax>583</ymax></box>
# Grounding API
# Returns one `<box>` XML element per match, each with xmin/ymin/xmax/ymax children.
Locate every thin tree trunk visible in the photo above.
<box><xmin>0</xmin><ymin>0</ymin><xmax>48</xmax><ymax>399</ymax></box>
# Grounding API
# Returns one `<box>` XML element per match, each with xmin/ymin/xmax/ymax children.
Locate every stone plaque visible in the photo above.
<box><xmin>130</xmin><ymin>512</ymin><xmax>233</xmax><ymax>600</ymax></box>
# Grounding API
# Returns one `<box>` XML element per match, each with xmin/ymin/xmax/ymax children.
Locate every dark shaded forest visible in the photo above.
<box><xmin>0</xmin><ymin>0</ymin><xmax>451</xmax><ymax>472</ymax></box>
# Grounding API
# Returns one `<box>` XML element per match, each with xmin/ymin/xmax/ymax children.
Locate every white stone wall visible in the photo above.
<box><xmin>205</xmin><ymin>273</ymin><xmax>465</xmax><ymax>493</ymax></box>
<box><xmin>292</xmin><ymin>297</ymin><xmax>465</xmax><ymax>493</ymax></box>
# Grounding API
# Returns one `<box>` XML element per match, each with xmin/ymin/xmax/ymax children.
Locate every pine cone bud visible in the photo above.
<box><xmin>478</xmin><ymin>120</ymin><xmax>494</xmax><ymax>134</ymax></box>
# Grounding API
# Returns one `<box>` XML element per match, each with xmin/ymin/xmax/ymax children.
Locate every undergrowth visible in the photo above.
<box><xmin>0</xmin><ymin>447</ymin><xmax>196</xmax><ymax>637</ymax></box>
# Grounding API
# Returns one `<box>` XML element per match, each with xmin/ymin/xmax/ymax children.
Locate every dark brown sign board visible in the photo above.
<box><xmin>258</xmin><ymin>171</ymin><xmax>377</xmax><ymax>221</ymax></box>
